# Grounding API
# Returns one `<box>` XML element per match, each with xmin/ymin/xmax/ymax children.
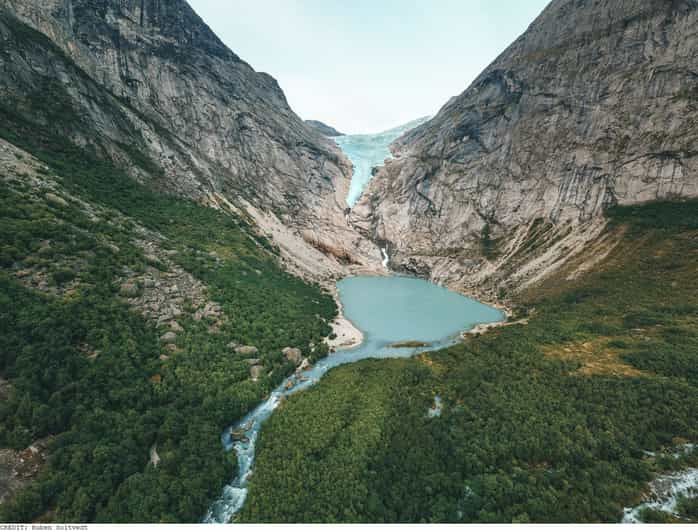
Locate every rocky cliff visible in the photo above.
<box><xmin>0</xmin><ymin>0</ymin><xmax>381</xmax><ymax>280</ymax></box>
<box><xmin>305</xmin><ymin>120</ymin><xmax>344</xmax><ymax>137</ymax></box>
<box><xmin>351</xmin><ymin>0</ymin><xmax>698</xmax><ymax>301</ymax></box>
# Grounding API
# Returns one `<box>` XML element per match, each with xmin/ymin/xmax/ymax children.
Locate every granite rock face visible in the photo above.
<box><xmin>305</xmin><ymin>120</ymin><xmax>344</xmax><ymax>137</ymax></box>
<box><xmin>0</xmin><ymin>0</ymin><xmax>381</xmax><ymax>281</ymax></box>
<box><xmin>352</xmin><ymin>0</ymin><xmax>698</xmax><ymax>300</ymax></box>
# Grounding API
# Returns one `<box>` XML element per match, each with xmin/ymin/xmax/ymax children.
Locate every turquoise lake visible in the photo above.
<box><xmin>205</xmin><ymin>275</ymin><xmax>504</xmax><ymax>523</ymax></box>
<box><xmin>338</xmin><ymin>275</ymin><xmax>504</xmax><ymax>347</ymax></box>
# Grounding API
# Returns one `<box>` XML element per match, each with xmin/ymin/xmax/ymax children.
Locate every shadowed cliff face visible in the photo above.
<box><xmin>0</xmin><ymin>0</ymin><xmax>382</xmax><ymax>280</ymax></box>
<box><xmin>351</xmin><ymin>0</ymin><xmax>698</xmax><ymax>301</ymax></box>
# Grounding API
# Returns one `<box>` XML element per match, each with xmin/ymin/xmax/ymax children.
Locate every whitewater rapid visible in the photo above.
<box><xmin>622</xmin><ymin>444</ymin><xmax>698</xmax><ymax>523</ymax></box>
<box><xmin>203</xmin><ymin>329</ymin><xmax>448</xmax><ymax>522</ymax></box>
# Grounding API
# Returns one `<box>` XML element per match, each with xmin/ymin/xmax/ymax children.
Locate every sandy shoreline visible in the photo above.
<box><xmin>325</xmin><ymin>284</ymin><xmax>364</xmax><ymax>351</ymax></box>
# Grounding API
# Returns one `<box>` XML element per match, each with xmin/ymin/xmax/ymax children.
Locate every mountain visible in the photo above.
<box><xmin>1</xmin><ymin>0</ymin><xmax>697</xmax><ymax>524</ymax></box>
<box><xmin>231</xmin><ymin>2</ymin><xmax>698</xmax><ymax>522</ymax></box>
<box><xmin>0</xmin><ymin>0</ymin><xmax>379</xmax><ymax>522</ymax></box>
<box><xmin>304</xmin><ymin>120</ymin><xmax>344</xmax><ymax>137</ymax></box>
<box><xmin>351</xmin><ymin>0</ymin><xmax>698</xmax><ymax>302</ymax></box>
<box><xmin>0</xmin><ymin>0</ymin><xmax>381</xmax><ymax>280</ymax></box>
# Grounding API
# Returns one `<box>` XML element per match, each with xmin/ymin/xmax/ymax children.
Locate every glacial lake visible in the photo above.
<box><xmin>204</xmin><ymin>275</ymin><xmax>504</xmax><ymax>523</ymax></box>
<box><xmin>338</xmin><ymin>275</ymin><xmax>504</xmax><ymax>348</ymax></box>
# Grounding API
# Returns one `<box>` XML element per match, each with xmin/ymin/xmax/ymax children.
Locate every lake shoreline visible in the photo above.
<box><xmin>326</xmin><ymin>284</ymin><xmax>364</xmax><ymax>351</ymax></box>
<box><xmin>206</xmin><ymin>274</ymin><xmax>505</xmax><ymax>523</ymax></box>
<box><xmin>328</xmin><ymin>271</ymin><xmax>514</xmax><ymax>344</ymax></box>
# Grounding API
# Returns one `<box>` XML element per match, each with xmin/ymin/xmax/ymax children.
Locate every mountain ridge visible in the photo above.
<box><xmin>351</xmin><ymin>0</ymin><xmax>698</xmax><ymax>302</ymax></box>
<box><xmin>1</xmin><ymin>0</ymin><xmax>382</xmax><ymax>282</ymax></box>
<box><xmin>304</xmin><ymin>120</ymin><xmax>344</xmax><ymax>137</ymax></box>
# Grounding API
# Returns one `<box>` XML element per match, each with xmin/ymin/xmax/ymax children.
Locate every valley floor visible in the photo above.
<box><xmin>239</xmin><ymin>201</ymin><xmax>698</xmax><ymax>523</ymax></box>
<box><xmin>0</xmin><ymin>136</ymin><xmax>696</xmax><ymax>523</ymax></box>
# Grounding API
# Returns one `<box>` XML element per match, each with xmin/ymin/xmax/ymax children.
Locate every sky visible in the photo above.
<box><xmin>188</xmin><ymin>0</ymin><xmax>550</xmax><ymax>134</ymax></box>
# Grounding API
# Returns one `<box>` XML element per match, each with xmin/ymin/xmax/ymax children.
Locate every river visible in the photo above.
<box><xmin>203</xmin><ymin>275</ymin><xmax>504</xmax><ymax>523</ymax></box>
<box><xmin>203</xmin><ymin>117</ymin><xmax>504</xmax><ymax>523</ymax></box>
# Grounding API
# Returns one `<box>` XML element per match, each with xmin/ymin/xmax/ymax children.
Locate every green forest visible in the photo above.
<box><xmin>240</xmin><ymin>201</ymin><xmax>698</xmax><ymax>523</ymax></box>
<box><xmin>0</xmin><ymin>140</ymin><xmax>336</xmax><ymax>521</ymax></box>
<box><xmin>0</xmin><ymin>36</ymin><xmax>335</xmax><ymax>520</ymax></box>
<box><xmin>1</xmin><ymin>4</ymin><xmax>696</xmax><ymax>525</ymax></box>
<box><xmin>1</xmin><ymin>123</ymin><xmax>696</xmax><ymax>523</ymax></box>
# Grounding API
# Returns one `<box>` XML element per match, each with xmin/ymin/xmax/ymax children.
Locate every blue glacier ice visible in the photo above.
<box><xmin>335</xmin><ymin>116</ymin><xmax>430</xmax><ymax>207</ymax></box>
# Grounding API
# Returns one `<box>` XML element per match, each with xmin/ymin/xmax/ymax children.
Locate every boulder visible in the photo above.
<box><xmin>119</xmin><ymin>282</ymin><xmax>140</xmax><ymax>298</ymax></box>
<box><xmin>235</xmin><ymin>345</ymin><xmax>258</xmax><ymax>356</ymax></box>
<box><xmin>282</xmin><ymin>347</ymin><xmax>302</xmax><ymax>364</ymax></box>
<box><xmin>249</xmin><ymin>365</ymin><xmax>264</xmax><ymax>381</ymax></box>
<box><xmin>160</xmin><ymin>331</ymin><xmax>177</xmax><ymax>344</ymax></box>
<box><xmin>203</xmin><ymin>302</ymin><xmax>222</xmax><ymax>318</ymax></box>
<box><xmin>169</xmin><ymin>321</ymin><xmax>183</xmax><ymax>332</ymax></box>
<box><xmin>230</xmin><ymin>428</ymin><xmax>250</xmax><ymax>443</ymax></box>
<box><xmin>245</xmin><ymin>358</ymin><xmax>261</xmax><ymax>366</ymax></box>
<box><xmin>45</xmin><ymin>192</ymin><xmax>68</xmax><ymax>207</ymax></box>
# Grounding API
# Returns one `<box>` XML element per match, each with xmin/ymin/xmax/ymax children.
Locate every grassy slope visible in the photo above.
<box><xmin>241</xmin><ymin>201</ymin><xmax>698</xmax><ymax>523</ymax></box>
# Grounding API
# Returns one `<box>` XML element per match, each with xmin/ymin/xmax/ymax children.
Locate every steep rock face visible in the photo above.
<box><xmin>0</xmin><ymin>0</ymin><xmax>381</xmax><ymax>279</ymax></box>
<box><xmin>352</xmin><ymin>0</ymin><xmax>698</xmax><ymax>300</ymax></box>
<box><xmin>305</xmin><ymin>120</ymin><xmax>344</xmax><ymax>137</ymax></box>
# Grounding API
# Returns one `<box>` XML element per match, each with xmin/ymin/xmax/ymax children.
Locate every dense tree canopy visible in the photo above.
<box><xmin>241</xmin><ymin>201</ymin><xmax>698</xmax><ymax>523</ymax></box>
<box><xmin>0</xmin><ymin>142</ymin><xmax>335</xmax><ymax>522</ymax></box>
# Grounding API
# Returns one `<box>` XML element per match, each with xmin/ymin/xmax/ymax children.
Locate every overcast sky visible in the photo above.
<box><xmin>188</xmin><ymin>0</ymin><xmax>550</xmax><ymax>134</ymax></box>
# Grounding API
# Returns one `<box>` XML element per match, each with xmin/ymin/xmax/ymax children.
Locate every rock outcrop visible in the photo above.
<box><xmin>249</xmin><ymin>365</ymin><xmax>264</xmax><ymax>381</ymax></box>
<box><xmin>0</xmin><ymin>0</ymin><xmax>381</xmax><ymax>282</ymax></box>
<box><xmin>282</xmin><ymin>347</ymin><xmax>302</xmax><ymax>365</ymax></box>
<box><xmin>160</xmin><ymin>332</ymin><xmax>177</xmax><ymax>344</ymax></box>
<box><xmin>305</xmin><ymin>120</ymin><xmax>344</xmax><ymax>137</ymax></box>
<box><xmin>352</xmin><ymin>0</ymin><xmax>698</xmax><ymax>300</ymax></box>
<box><xmin>235</xmin><ymin>345</ymin><xmax>259</xmax><ymax>356</ymax></box>
<box><xmin>0</xmin><ymin>437</ymin><xmax>51</xmax><ymax>506</ymax></box>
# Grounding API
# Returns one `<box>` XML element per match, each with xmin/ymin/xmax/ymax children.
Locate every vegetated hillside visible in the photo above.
<box><xmin>351</xmin><ymin>0</ymin><xmax>698</xmax><ymax>302</ymax></box>
<box><xmin>0</xmin><ymin>2</ymin><xmax>380</xmax><ymax>278</ymax></box>
<box><xmin>241</xmin><ymin>200</ymin><xmax>698</xmax><ymax>523</ymax></box>
<box><xmin>0</xmin><ymin>126</ymin><xmax>337</xmax><ymax>521</ymax></box>
<box><xmin>0</xmin><ymin>1</ymin><xmax>375</xmax><ymax>522</ymax></box>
